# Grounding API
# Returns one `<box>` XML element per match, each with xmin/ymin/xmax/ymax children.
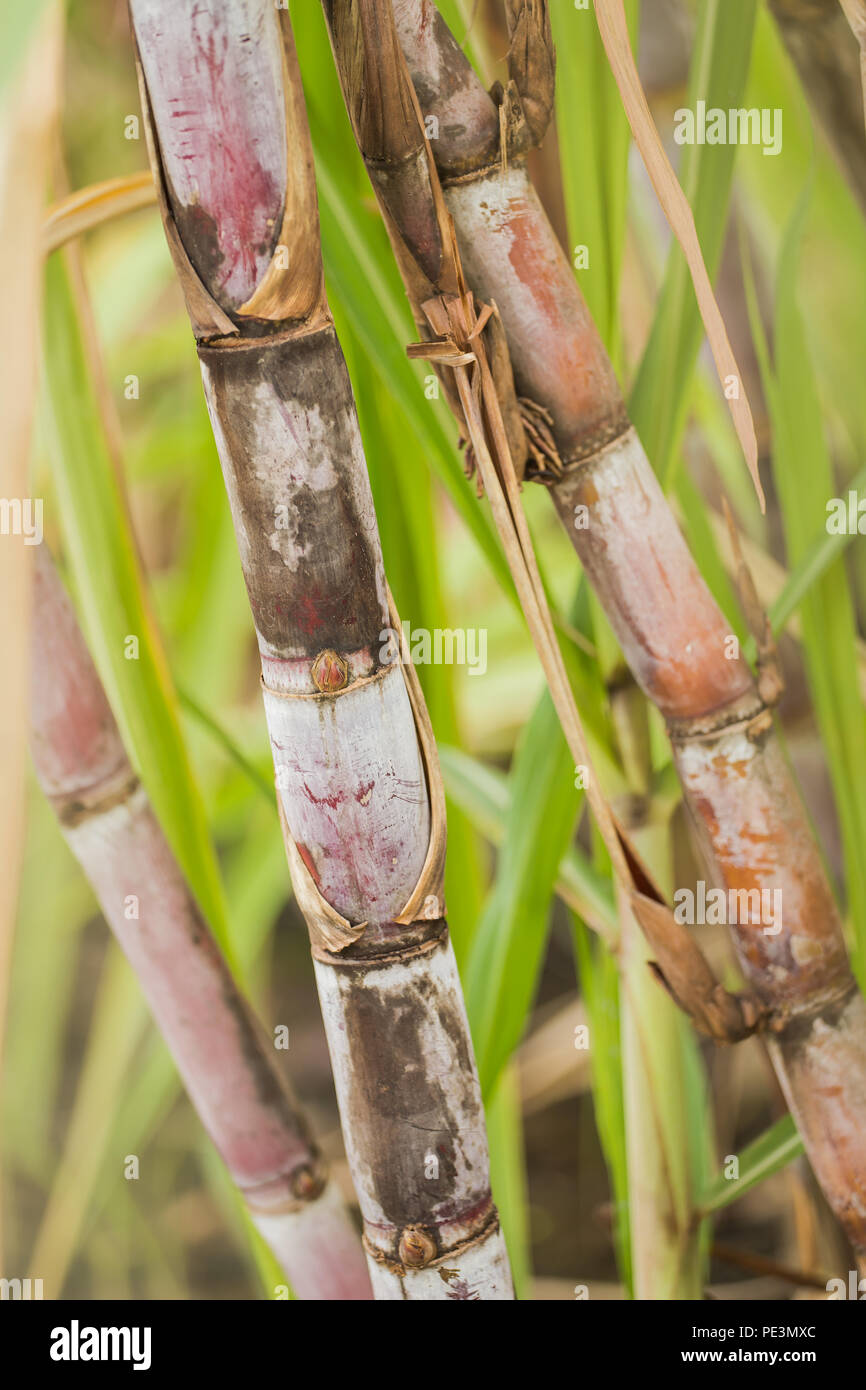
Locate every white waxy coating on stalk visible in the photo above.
<box><xmin>314</xmin><ymin>941</ymin><xmax>514</xmax><ymax>1300</ymax></box>
<box><xmin>368</xmin><ymin>1225</ymin><xmax>513</xmax><ymax>1301</ymax></box>
<box><xmin>264</xmin><ymin>667</ymin><xmax>430</xmax><ymax>927</ymax></box>
<box><xmin>250</xmin><ymin>1178</ymin><xmax>374</xmax><ymax>1302</ymax></box>
<box><xmin>131</xmin><ymin>0</ymin><xmax>287</xmax><ymax>310</ymax></box>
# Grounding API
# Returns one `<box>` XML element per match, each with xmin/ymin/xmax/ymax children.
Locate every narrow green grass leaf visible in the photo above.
<box><xmin>464</xmin><ymin>695</ymin><xmax>583</xmax><ymax>1097</ymax></box>
<box><xmin>629</xmin><ymin>0</ymin><xmax>758</xmax><ymax>483</ymax></box>
<box><xmin>573</xmin><ymin>919</ymin><xmax>632</xmax><ymax>1292</ymax></box>
<box><xmin>485</xmin><ymin>1067</ymin><xmax>531</xmax><ymax>1300</ymax></box>
<box><xmin>744</xmin><ymin>183</ymin><xmax>866</xmax><ymax>979</ymax></box>
<box><xmin>437</xmin><ymin>0</ymin><xmax>498</xmax><ymax>86</ymax></box>
<box><xmin>440</xmin><ymin>743</ymin><xmax>617</xmax><ymax>935</ymax></box>
<box><xmin>698</xmin><ymin>1116</ymin><xmax>802</xmax><ymax>1216</ymax></box>
<box><xmin>766</xmin><ymin>464</ymin><xmax>866</xmax><ymax>635</ymax></box>
<box><xmin>551</xmin><ymin>0</ymin><xmax>640</xmax><ymax>361</ymax></box>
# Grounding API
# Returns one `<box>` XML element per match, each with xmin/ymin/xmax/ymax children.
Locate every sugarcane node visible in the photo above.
<box><xmin>711</xmin><ymin>987</ymin><xmax>769</xmax><ymax>1043</ymax></box>
<box><xmin>55</xmin><ymin>769</ymin><xmax>141</xmax><ymax>828</ymax></box>
<box><xmin>548</xmin><ymin>411</ymin><xmax>632</xmax><ymax>483</ymax></box>
<box><xmin>398</xmin><ymin>1226</ymin><xmax>437</xmax><ymax>1269</ymax></box>
<box><xmin>311</xmin><ymin>649</ymin><xmax>349</xmax><ymax>693</ymax></box>
<box><xmin>633</xmin><ymin>889</ymin><xmax>764</xmax><ymax>1043</ymax></box>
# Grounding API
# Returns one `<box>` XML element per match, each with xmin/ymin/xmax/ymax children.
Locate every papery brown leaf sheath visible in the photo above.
<box><xmin>390</xmin><ymin>0</ymin><xmax>866</xmax><ymax>1256</ymax></box>
<box><xmin>30</xmin><ymin>546</ymin><xmax>372</xmax><ymax>1300</ymax></box>
<box><xmin>128</xmin><ymin>0</ymin><xmax>512</xmax><ymax>1299</ymax></box>
<box><xmin>503</xmin><ymin>0</ymin><xmax>556</xmax><ymax>148</ymax></box>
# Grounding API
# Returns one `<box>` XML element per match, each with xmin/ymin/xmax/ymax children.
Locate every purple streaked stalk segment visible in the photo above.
<box><xmin>128</xmin><ymin>0</ymin><xmax>512</xmax><ymax>1299</ymax></box>
<box><xmin>30</xmin><ymin>546</ymin><xmax>371</xmax><ymax>1300</ymax></box>
<box><xmin>391</xmin><ymin>0</ymin><xmax>866</xmax><ymax>1258</ymax></box>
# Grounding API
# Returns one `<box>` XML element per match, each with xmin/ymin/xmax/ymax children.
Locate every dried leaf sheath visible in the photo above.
<box><xmin>391</xmin><ymin>0</ymin><xmax>866</xmax><ymax>1255</ymax></box>
<box><xmin>30</xmin><ymin>548</ymin><xmax>371</xmax><ymax>1300</ymax></box>
<box><xmin>128</xmin><ymin>0</ymin><xmax>512</xmax><ymax>1299</ymax></box>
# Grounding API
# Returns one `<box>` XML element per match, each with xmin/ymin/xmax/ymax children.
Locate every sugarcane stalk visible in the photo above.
<box><xmin>30</xmin><ymin>545</ymin><xmax>371</xmax><ymax>1300</ymax></box>
<box><xmin>768</xmin><ymin>0</ymin><xmax>866</xmax><ymax>213</ymax></box>
<box><xmin>387</xmin><ymin>0</ymin><xmax>866</xmax><ymax>1261</ymax></box>
<box><xmin>127</xmin><ymin>0</ymin><xmax>512</xmax><ymax>1300</ymax></box>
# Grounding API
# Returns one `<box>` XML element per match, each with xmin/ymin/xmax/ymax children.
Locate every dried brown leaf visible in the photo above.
<box><xmin>42</xmin><ymin>172</ymin><xmax>156</xmax><ymax>255</ymax></box>
<box><xmin>631</xmin><ymin>892</ymin><xmax>766</xmax><ymax>1043</ymax></box>
<box><xmin>504</xmin><ymin>0</ymin><xmax>556</xmax><ymax>146</ymax></box>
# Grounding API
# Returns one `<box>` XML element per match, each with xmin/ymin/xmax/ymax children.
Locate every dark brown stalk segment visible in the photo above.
<box><xmin>128</xmin><ymin>0</ymin><xmax>512</xmax><ymax>1299</ymax></box>
<box><xmin>387</xmin><ymin>0</ymin><xmax>866</xmax><ymax>1258</ymax></box>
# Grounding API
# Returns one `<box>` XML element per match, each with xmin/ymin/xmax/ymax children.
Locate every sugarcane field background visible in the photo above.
<box><xmin>3</xmin><ymin>0</ymin><xmax>866</xmax><ymax>1311</ymax></box>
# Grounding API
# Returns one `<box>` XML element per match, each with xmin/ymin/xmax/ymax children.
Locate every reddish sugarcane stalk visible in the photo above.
<box><xmin>127</xmin><ymin>0</ymin><xmax>512</xmax><ymax>1299</ymax></box>
<box><xmin>30</xmin><ymin>545</ymin><xmax>371</xmax><ymax>1300</ymax></box>
<box><xmin>387</xmin><ymin>0</ymin><xmax>866</xmax><ymax>1259</ymax></box>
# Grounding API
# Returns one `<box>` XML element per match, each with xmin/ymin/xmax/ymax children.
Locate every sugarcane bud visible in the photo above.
<box><xmin>398</xmin><ymin>1226</ymin><xmax>437</xmax><ymax>1268</ymax></box>
<box><xmin>291</xmin><ymin>1164</ymin><xmax>327</xmax><ymax>1203</ymax></box>
<box><xmin>311</xmin><ymin>650</ymin><xmax>350</xmax><ymax>693</ymax></box>
<box><xmin>504</xmin><ymin>0</ymin><xmax>556</xmax><ymax>147</ymax></box>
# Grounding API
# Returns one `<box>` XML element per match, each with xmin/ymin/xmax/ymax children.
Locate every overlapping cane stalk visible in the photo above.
<box><xmin>127</xmin><ymin>0</ymin><xmax>512</xmax><ymax>1300</ymax></box>
<box><xmin>337</xmin><ymin>0</ymin><xmax>866</xmax><ymax>1260</ymax></box>
<box><xmin>769</xmin><ymin>0</ymin><xmax>866</xmax><ymax>211</ymax></box>
<box><xmin>30</xmin><ymin>546</ymin><xmax>371</xmax><ymax>1300</ymax></box>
